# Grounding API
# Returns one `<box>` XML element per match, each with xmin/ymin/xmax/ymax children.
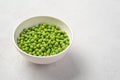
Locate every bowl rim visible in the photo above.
<box><xmin>13</xmin><ymin>16</ymin><xmax>73</xmax><ymax>58</ymax></box>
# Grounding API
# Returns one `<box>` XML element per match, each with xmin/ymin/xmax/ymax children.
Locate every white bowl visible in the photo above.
<box><xmin>13</xmin><ymin>16</ymin><xmax>73</xmax><ymax>64</ymax></box>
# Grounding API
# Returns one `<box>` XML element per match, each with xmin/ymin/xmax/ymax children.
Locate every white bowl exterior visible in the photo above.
<box><xmin>17</xmin><ymin>48</ymin><xmax>68</xmax><ymax>64</ymax></box>
<box><xmin>14</xmin><ymin>16</ymin><xmax>73</xmax><ymax>64</ymax></box>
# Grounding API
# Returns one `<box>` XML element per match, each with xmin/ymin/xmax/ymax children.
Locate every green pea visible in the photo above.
<box><xmin>62</xmin><ymin>46</ymin><xmax>66</xmax><ymax>50</ymax></box>
<box><xmin>30</xmin><ymin>39</ymin><xmax>34</xmax><ymax>42</ymax></box>
<box><xmin>17</xmin><ymin>23</ymin><xmax>70</xmax><ymax>56</ymax></box>
<box><xmin>41</xmin><ymin>47</ymin><xmax>45</xmax><ymax>51</ymax></box>
<box><xmin>55</xmin><ymin>42</ymin><xmax>58</xmax><ymax>46</ymax></box>
<box><xmin>43</xmin><ymin>53</ymin><xmax>47</xmax><ymax>56</ymax></box>
<box><xmin>29</xmin><ymin>48</ymin><xmax>33</xmax><ymax>52</ymax></box>
<box><xmin>49</xmin><ymin>44</ymin><xmax>52</xmax><ymax>48</ymax></box>
<box><xmin>35</xmin><ymin>49</ymin><xmax>39</xmax><ymax>52</ymax></box>
<box><xmin>24</xmin><ymin>44</ymin><xmax>27</xmax><ymax>47</ymax></box>
<box><xmin>20</xmin><ymin>36</ymin><xmax>24</xmax><ymax>40</ymax></box>
<box><xmin>47</xmin><ymin>50</ymin><xmax>50</xmax><ymax>55</ymax></box>
<box><xmin>37</xmin><ymin>32</ymin><xmax>41</xmax><ymax>35</ymax></box>
<box><xmin>38</xmin><ymin>39</ymin><xmax>42</xmax><ymax>43</ymax></box>
<box><xmin>25</xmin><ymin>47</ymin><xmax>29</xmax><ymax>51</ymax></box>
<box><xmin>28</xmin><ymin>52</ymin><xmax>32</xmax><ymax>54</ymax></box>
<box><xmin>33</xmin><ymin>51</ymin><xmax>36</xmax><ymax>54</ymax></box>
<box><xmin>41</xmin><ymin>26</ymin><xmax>45</xmax><ymax>29</ymax></box>
<box><xmin>51</xmin><ymin>52</ymin><xmax>55</xmax><ymax>55</ymax></box>
<box><xmin>18</xmin><ymin>44</ymin><xmax>22</xmax><ymax>48</ymax></box>
<box><xmin>36</xmin><ymin>52</ymin><xmax>40</xmax><ymax>55</ymax></box>
<box><xmin>36</xmin><ymin>44</ymin><xmax>40</xmax><ymax>48</ymax></box>
<box><xmin>39</xmin><ymin>50</ymin><xmax>42</xmax><ymax>53</ymax></box>
<box><xmin>41</xmin><ymin>53</ymin><xmax>44</xmax><ymax>56</ymax></box>
<box><xmin>30</xmin><ymin>45</ymin><xmax>34</xmax><ymax>48</ymax></box>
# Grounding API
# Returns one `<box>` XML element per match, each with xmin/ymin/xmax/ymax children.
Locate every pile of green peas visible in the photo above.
<box><xmin>17</xmin><ymin>23</ymin><xmax>70</xmax><ymax>56</ymax></box>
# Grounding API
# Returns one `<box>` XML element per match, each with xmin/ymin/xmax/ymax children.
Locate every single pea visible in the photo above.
<box><xmin>49</xmin><ymin>44</ymin><xmax>52</xmax><ymax>48</ymax></box>
<box><xmin>39</xmin><ymin>50</ymin><xmax>42</xmax><ymax>53</ymax></box>
<box><xmin>47</xmin><ymin>50</ymin><xmax>50</xmax><ymax>54</ymax></box>
<box><xmin>65</xmin><ymin>41</ymin><xmax>69</xmax><ymax>45</ymax></box>
<box><xmin>29</xmin><ymin>48</ymin><xmax>33</xmax><ymax>52</ymax></box>
<box><xmin>38</xmin><ymin>39</ymin><xmax>42</xmax><ymax>43</ymax></box>
<box><xmin>18</xmin><ymin>44</ymin><xmax>22</xmax><ymax>48</ymax></box>
<box><xmin>55</xmin><ymin>42</ymin><xmax>58</xmax><ymax>46</ymax></box>
<box><xmin>36</xmin><ymin>52</ymin><xmax>40</xmax><ymax>55</ymax></box>
<box><xmin>27</xmin><ymin>39</ymin><xmax>31</xmax><ymax>43</ymax></box>
<box><xmin>62</xmin><ymin>46</ymin><xmax>66</xmax><ymax>50</ymax></box>
<box><xmin>17</xmin><ymin>37</ymin><xmax>21</xmax><ymax>40</ymax></box>
<box><xmin>17</xmin><ymin>40</ymin><xmax>21</xmax><ymax>44</ymax></box>
<box><xmin>25</xmin><ymin>47</ymin><xmax>29</xmax><ymax>51</ymax></box>
<box><xmin>23</xmin><ymin>28</ymin><xmax>27</xmax><ymax>32</ymax></box>
<box><xmin>51</xmin><ymin>52</ymin><xmax>56</xmax><ymax>55</ymax></box>
<box><xmin>28</xmin><ymin>52</ymin><xmax>32</xmax><ymax>55</ymax></box>
<box><xmin>59</xmin><ymin>41</ymin><xmax>63</xmax><ymax>44</ymax></box>
<box><xmin>35</xmin><ymin>49</ymin><xmax>39</xmax><ymax>52</ymax></box>
<box><xmin>22</xmin><ymin>48</ymin><xmax>26</xmax><ymax>51</ymax></box>
<box><xmin>30</xmin><ymin>45</ymin><xmax>34</xmax><ymax>48</ymax></box>
<box><xmin>58</xmin><ymin>48</ymin><xmax>62</xmax><ymax>52</ymax></box>
<box><xmin>41</xmin><ymin>26</ymin><xmax>45</xmax><ymax>29</ymax></box>
<box><xmin>27</xmin><ymin>29</ymin><xmax>31</xmax><ymax>32</ymax></box>
<box><xmin>51</xmin><ymin>48</ymin><xmax>55</xmax><ymax>52</ymax></box>
<box><xmin>43</xmin><ymin>53</ymin><xmax>47</xmax><ymax>56</ymax></box>
<box><xmin>20</xmin><ymin>39</ymin><xmax>24</xmax><ymax>42</ymax></box>
<box><xmin>30</xmin><ymin>39</ymin><xmax>34</xmax><ymax>42</ymax></box>
<box><xmin>42</xmin><ymin>41</ymin><xmax>45</xmax><ymax>44</ymax></box>
<box><xmin>24</xmin><ymin>43</ymin><xmax>28</xmax><ymax>47</ymax></box>
<box><xmin>37</xmin><ymin>32</ymin><xmax>41</xmax><ymax>35</ymax></box>
<box><xmin>34</xmin><ymin>40</ymin><xmax>37</xmax><ymax>43</ymax></box>
<box><xmin>41</xmin><ymin>47</ymin><xmax>45</xmax><ymax>51</ymax></box>
<box><xmin>56</xmin><ymin>39</ymin><xmax>59</xmax><ymax>41</ymax></box>
<box><xmin>42</xmin><ymin>23</ymin><xmax>48</xmax><ymax>27</ymax></box>
<box><xmin>32</xmin><ymin>43</ymin><xmax>36</xmax><ymax>46</ymax></box>
<box><xmin>20</xmin><ymin>33</ymin><xmax>24</xmax><ymax>37</ymax></box>
<box><xmin>34</xmin><ymin>34</ymin><xmax>37</xmax><ymax>38</ymax></box>
<box><xmin>61</xmin><ymin>43</ymin><xmax>65</xmax><ymax>47</ymax></box>
<box><xmin>33</xmin><ymin>51</ymin><xmax>36</xmax><ymax>54</ymax></box>
<box><xmin>51</xmin><ymin>41</ymin><xmax>54</xmax><ymax>44</ymax></box>
<box><xmin>36</xmin><ymin>44</ymin><xmax>40</xmax><ymax>48</ymax></box>
<box><xmin>41</xmin><ymin>53</ymin><xmax>44</xmax><ymax>56</ymax></box>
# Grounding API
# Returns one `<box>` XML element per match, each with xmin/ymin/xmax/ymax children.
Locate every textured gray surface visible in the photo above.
<box><xmin>0</xmin><ymin>0</ymin><xmax>120</xmax><ymax>80</ymax></box>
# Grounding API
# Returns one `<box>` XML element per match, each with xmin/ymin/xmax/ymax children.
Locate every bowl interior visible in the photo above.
<box><xmin>14</xmin><ymin>16</ymin><xmax>72</xmax><ymax>53</ymax></box>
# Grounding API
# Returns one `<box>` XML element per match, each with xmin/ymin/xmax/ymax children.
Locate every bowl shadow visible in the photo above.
<box><xmin>24</xmin><ymin>51</ymin><xmax>87</xmax><ymax>80</ymax></box>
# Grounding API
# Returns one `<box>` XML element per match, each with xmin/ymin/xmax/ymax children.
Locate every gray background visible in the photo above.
<box><xmin>0</xmin><ymin>0</ymin><xmax>120</xmax><ymax>80</ymax></box>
